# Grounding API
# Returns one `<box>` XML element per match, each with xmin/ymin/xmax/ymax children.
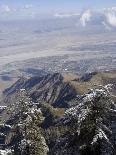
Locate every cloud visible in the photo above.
<box><xmin>104</xmin><ymin>8</ymin><xmax>116</xmax><ymax>27</ymax></box>
<box><xmin>0</xmin><ymin>4</ymin><xmax>33</xmax><ymax>14</ymax></box>
<box><xmin>0</xmin><ymin>4</ymin><xmax>37</xmax><ymax>20</ymax></box>
<box><xmin>102</xmin><ymin>21</ymin><xmax>112</xmax><ymax>30</ymax></box>
<box><xmin>79</xmin><ymin>8</ymin><xmax>116</xmax><ymax>29</ymax></box>
<box><xmin>1</xmin><ymin>5</ymin><xmax>11</xmax><ymax>13</ymax></box>
<box><xmin>54</xmin><ymin>13</ymin><xmax>80</xmax><ymax>18</ymax></box>
<box><xmin>80</xmin><ymin>9</ymin><xmax>92</xmax><ymax>27</ymax></box>
<box><xmin>0</xmin><ymin>4</ymin><xmax>116</xmax><ymax>29</ymax></box>
<box><xmin>23</xmin><ymin>4</ymin><xmax>33</xmax><ymax>10</ymax></box>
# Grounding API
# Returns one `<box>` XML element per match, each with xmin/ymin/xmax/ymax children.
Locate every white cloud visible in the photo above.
<box><xmin>1</xmin><ymin>5</ymin><xmax>11</xmax><ymax>13</ymax></box>
<box><xmin>79</xmin><ymin>8</ymin><xmax>116</xmax><ymax>29</ymax></box>
<box><xmin>23</xmin><ymin>4</ymin><xmax>33</xmax><ymax>9</ymax></box>
<box><xmin>54</xmin><ymin>13</ymin><xmax>80</xmax><ymax>18</ymax></box>
<box><xmin>102</xmin><ymin>21</ymin><xmax>112</xmax><ymax>30</ymax></box>
<box><xmin>0</xmin><ymin>4</ymin><xmax>33</xmax><ymax>14</ymax></box>
<box><xmin>80</xmin><ymin>9</ymin><xmax>92</xmax><ymax>27</ymax></box>
<box><xmin>104</xmin><ymin>8</ymin><xmax>116</xmax><ymax>27</ymax></box>
<box><xmin>0</xmin><ymin>4</ymin><xmax>116</xmax><ymax>29</ymax></box>
<box><xmin>0</xmin><ymin>4</ymin><xmax>37</xmax><ymax>19</ymax></box>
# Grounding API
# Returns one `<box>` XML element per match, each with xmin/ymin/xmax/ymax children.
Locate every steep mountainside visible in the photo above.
<box><xmin>2</xmin><ymin>71</ymin><xmax>116</xmax><ymax>108</ymax></box>
<box><xmin>0</xmin><ymin>71</ymin><xmax>116</xmax><ymax>154</ymax></box>
<box><xmin>3</xmin><ymin>73</ymin><xmax>77</xmax><ymax>108</ymax></box>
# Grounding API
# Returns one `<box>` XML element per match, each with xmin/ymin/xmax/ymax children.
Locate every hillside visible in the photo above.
<box><xmin>2</xmin><ymin>71</ymin><xmax>116</xmax><ymax>108</ymax></box>
<box><xmin>3</xmin><ymin>73</ymin><xmax>77</xmax><ymax>108</ymax></box>
<box><xmin>0</xmin><ymin>71</ymin><xmax>115</xmax><ymax>154</ymax></box>
<box><xmin>70</xmin><ymin>71</ymin><xmax>116</xmax><ymax>95</ymax></box>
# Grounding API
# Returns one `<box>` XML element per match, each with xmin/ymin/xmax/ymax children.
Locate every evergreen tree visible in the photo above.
<box><xmin>64</xmin><ymin>85</ymin><xmax>116</xmax><ymax>155</ymax></box>
<box><xmin>8</xmin><ymin>89</ymin><xmax>48</xmax><ymax>155</ymax></box>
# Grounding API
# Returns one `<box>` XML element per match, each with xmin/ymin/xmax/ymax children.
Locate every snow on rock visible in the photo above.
<box><xmin>0</xmin><ymin>149</ymin><xmax>12</xmax><ymax>155</ymax></box>
<box><xmin>0</xmin><ymin>106</ymin><xmax>7</xmax><ymax>110</ymax></box>
<box><xmin>0</xmin><ymin>124</ymin><xmax>12</xmax><ymax>129</ymax></box>
<box><xmin>91</xmin><ymin>128</ymin><xmax>109</xmax><ymax>145</ymax></box>
<box><xmin>0</xmin><ymin>133</ymin><xmax>5</xmax><ymax>136</ymax></box>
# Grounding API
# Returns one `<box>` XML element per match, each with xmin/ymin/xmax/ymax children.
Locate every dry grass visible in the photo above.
<box><xmin>63</xmin><ymin>73</ymin><xmax>79</xmax><ymax>82</ymax></box>
<box><xmin>68</xmin><ymin>71</ymin><xmax>116</xmax><ymax>94</ymax></box>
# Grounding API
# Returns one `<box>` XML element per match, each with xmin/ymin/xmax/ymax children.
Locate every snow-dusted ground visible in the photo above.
<box><xmin>0</xmin><ymin>149</ymin><xmax>12</xmax><ymax>155</ymax></box>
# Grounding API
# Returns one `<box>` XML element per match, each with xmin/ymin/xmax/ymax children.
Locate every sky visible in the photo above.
<box><xmin>1</xmin><ymin>0</ymin><xmax>116</xmax><ymax>10</ymax></box>
<box><xmin>0</xmin><ymin>0</ymin><xmax>116</xmax><ymax>20</ymax></box>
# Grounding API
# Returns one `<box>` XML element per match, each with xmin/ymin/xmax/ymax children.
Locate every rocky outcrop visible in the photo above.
<box><xmin>3</xmin><ymin>73</ymin><xmax>77</xmax><ymax>108</ymax></box>
<box><xmin>79</xmin><ymin>72</ymin><xmax>97</xmax><ymax>82</ymax></box>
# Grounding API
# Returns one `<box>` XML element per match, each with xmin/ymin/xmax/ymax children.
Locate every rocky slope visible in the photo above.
<box><xmin>2</xmin><ymin>71</ymin><xmax>116</xmax><ymax>108</ymax></box>
<box><xmin>0</xmin><ymin>71</ymin><xmax>116</xmax><ymax>154</ymax></box>
<box><xmin>3</xmin><ymin>73</ymin><xmax>77</xmax><ymax>108</ymax></box>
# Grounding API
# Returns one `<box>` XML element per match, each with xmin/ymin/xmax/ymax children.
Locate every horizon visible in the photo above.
<box><xmin>0</xmin><ymin>0</ymin><xmax>116</xmax><ymax>20</ymax></box>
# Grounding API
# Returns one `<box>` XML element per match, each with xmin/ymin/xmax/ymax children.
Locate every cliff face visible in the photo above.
<box><xmin>3</xmin><ymin>73</ymin><xmax>77</xmax><ymax>108</ymax></box>
<box><xmin>3</xmin><ymin>71</ymin><xmax>116</xmax><ymax>108</ymax></box>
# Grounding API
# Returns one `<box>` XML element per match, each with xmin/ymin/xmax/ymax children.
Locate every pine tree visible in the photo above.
<box><xmin>64</xmin><ymin>85</ymin><xmax>116</xmax><ymax>155</ymax></box>
<box><xmin>7</xmin><ymin>89</ymin><xmax>48</xmax><ymax>155</ymax></box>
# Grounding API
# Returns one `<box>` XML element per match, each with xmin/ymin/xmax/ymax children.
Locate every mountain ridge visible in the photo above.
<box><xmin>3</xmin><ymin>73</ymin><xmax>77</xmax><ymax>108</ymax></box>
